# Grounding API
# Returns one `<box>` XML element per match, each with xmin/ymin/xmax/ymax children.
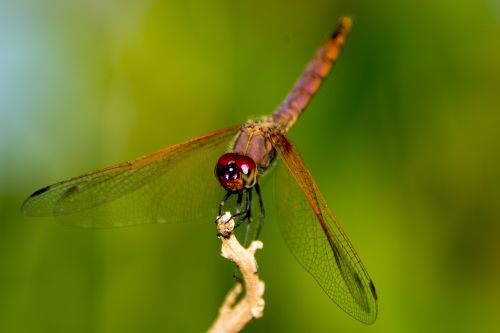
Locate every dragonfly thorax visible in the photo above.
<box><xmin>232</xmin><ymin>117</ymin><xmax>282</xmax><ymax>175</ymax></box>
<box><xmin>215</xmin><ymin>153</ymin><xmax>257</xmax><ymax>192</ymax></box>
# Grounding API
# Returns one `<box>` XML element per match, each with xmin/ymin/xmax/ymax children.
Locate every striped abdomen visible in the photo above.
<box><xmin>272</xmin><ymin>17</ymin><xmax>352</xmax><ymax>131</ymax></box>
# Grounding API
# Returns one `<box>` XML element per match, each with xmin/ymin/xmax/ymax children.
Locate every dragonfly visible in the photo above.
<box><xmin>22</xmin><ymin>17</ymin><xmax>378</xmax><ymax>324</ymax></box>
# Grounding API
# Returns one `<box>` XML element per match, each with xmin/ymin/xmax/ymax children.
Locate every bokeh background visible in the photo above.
<box><xmin>1</xmin><ymin>0</ymin><xmax>500</xmax><ymax>332</ymax></box>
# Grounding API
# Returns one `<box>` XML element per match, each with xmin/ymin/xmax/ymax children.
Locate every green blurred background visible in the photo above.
<box><xmin>1</xmin><ymin>0</ymin><xmax>500</xmax><ymax>332</ymax></box>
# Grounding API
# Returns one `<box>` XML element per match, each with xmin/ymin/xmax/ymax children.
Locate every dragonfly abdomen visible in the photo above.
<box><xmin>272</xmin><ymin>17</ymin><xmax>352</xmax><ymax>131</ymax></box>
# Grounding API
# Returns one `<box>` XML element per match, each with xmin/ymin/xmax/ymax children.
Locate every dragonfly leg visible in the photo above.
<box><xmin>224</xmin><ymin>188</ymin><xmax>255</xmax><ymax>247</ymax></box>
<box><xmin>235</xmin><ymin>191</ymin><xmax>243</xmax><ymax>214</ymax></box>
<box><xmin>233</xmin><ymin>191</ymin><xmax>249</xmax><ymax>226</ymax></box>
<box><xmin>254</xmin><ymin>182</ymin><xmax>265</xmax><ymax>239</ymax></box>
<box><xmin>218</xmin><ymin>191</ymin><xmax>233</xmax><ymax>216</ymax></box>
<box><xmin>242</xmin><ymin>188</ymin><xmax>253</xmax><ymax>247</ymax></box>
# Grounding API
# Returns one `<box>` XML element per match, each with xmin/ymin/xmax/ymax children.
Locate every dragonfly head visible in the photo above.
<box><xmin>215</xmin><ymin>153</ymin><xmax>257</xmax><ymax>192</ymax></box>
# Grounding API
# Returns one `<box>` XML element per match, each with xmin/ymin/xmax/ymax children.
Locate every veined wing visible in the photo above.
<box><xmin>269</xmin><ymin>132</ymin><xmax>378</xmax><ymax>324</ymax></box>
<box><xmin>22</xmin><ymin>126</ymin><xmax>240</xmax><ymax>227</ymax></box>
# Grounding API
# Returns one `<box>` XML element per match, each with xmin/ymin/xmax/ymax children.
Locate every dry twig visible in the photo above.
<box><xmin>207</xmin><ymin>213</ymin><xmax>265</xmax><ymax>333</ymax></box>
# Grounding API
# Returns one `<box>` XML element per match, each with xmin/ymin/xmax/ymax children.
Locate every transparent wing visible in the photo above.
<box><xmin>22</xmin><ymin>126</ymin><xmax>240</xmax><ymax>227</ymax></box>
<box><xmin>269</xmin><ymin>132</ymin><xmax>378</xmax><ymax>324</ymax></box>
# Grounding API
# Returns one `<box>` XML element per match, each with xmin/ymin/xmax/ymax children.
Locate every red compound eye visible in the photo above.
<box><xmin>215</xmin><ymin>153</ymin><xmax>257</xmax><ymax>191</ymax></box>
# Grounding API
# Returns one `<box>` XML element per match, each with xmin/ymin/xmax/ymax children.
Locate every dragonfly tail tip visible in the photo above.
<box><xmin>332</xmin><ymin>16</ymin><xmax>352</xmax><ymax>38</ymax></box>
